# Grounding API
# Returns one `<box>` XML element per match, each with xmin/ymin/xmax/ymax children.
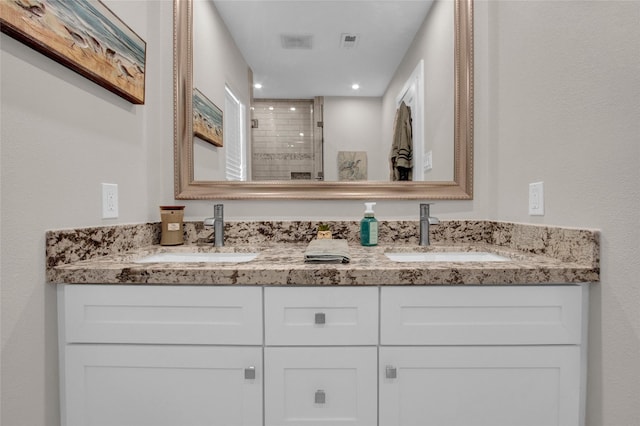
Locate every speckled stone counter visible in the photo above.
<box><xmin>46</xmin><ymin>221</ymin><xmax>599</xmax><ymax>285</ymax></box>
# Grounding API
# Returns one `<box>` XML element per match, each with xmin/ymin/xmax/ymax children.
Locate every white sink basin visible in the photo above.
<box><xmin>385</xmin><ymin>252</ymin><xmax>510</xmax><ymax>262</ymax></box>
<box><xmin>135</xmin><ymin>252</ymin><xmax>259</xmax><ymax>263</ymax></box>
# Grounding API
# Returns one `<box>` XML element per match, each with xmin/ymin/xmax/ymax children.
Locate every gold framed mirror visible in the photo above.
<box><xmin>174</xmin><ymin>0</ymin><xmax>473</xmax><ymax>199</ymax></box>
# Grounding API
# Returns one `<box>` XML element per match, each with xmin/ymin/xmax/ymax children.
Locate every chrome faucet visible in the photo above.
<box><xmin>203</xmin><ymin>204</ymin><xmax>224</xmax><ymax>247</ymax></box>
<box><xmin>419</xmin><ymin>203</ymin><xmax>439</xmax><ymax>246</ymax></box>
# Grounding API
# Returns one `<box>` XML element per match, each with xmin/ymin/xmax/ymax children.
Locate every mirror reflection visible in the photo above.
<box><xmin>174</xmin><ymin>0</ymin><xmax>473</xmax><ymax>199</ymax></box>
<box><xmin>192</xmin><ymin>0</ymin><xmax>455</xmax><ymax>183</ymax></box>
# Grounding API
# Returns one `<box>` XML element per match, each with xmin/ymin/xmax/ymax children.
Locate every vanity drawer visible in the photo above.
<box><xmin>380</xmin><ymin>285</ymin><xmax>583</xmax><ymax>345</ymax></box>
<box><xmin>59</xmin><ymin>285</ymin><xmax>263</xmax><ymax>345</ymax></box>
<box><xmin>264</xmin><ymin>347</ymin><xmax>377</xmax><ymax>426</ymax></box>
<box><xmin>264</xmin><ymin>287</ymin><xmax>378</xmax><ymax>345</ymax></box>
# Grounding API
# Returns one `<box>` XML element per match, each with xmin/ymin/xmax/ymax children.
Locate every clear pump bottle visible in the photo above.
<box><xmin>360</xmin><ymin>202</ymin><xmax>378</xmax><ymax>246</ymax></box>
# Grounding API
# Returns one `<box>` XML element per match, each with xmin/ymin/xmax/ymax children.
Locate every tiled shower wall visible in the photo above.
<box><xmin>251</xmin><ymin>99</ymin><xmax>318</xmax><ymax>180</ymax></box>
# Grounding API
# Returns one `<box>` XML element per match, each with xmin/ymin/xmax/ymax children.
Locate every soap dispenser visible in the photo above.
<box><xmin>360</xmin><ymin>202</ymin><xmax>378</xmax><ymax>246</ymax></box>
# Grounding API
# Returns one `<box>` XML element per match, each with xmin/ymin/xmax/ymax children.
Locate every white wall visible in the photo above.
<box><xmin>323</xmin><ymin>97</ymin><xmax>385</xmax><ymax>181</ymax></box>
<box><xmin>483</xmin><ymin>1</ymin><xmax>640</xmax><ymax>425</ymax></box>
<box><xmin>383</xmin><ymin>0</ymin><xmax>455</xmax><ymax>182</ymax></box>
<box><xmin>2</xmin><ymin>1</ymin><xmax>638</xmax><ymax>425</ymax></box>
<box><xmin>192</xmin><ymin>0</ymin><xmax>252</xmax><ymax>181</ymax></box>
<box><xmin>0</xmin><ymin>1</ymin><xmax>173</xmax><ymax>425</ymax></box>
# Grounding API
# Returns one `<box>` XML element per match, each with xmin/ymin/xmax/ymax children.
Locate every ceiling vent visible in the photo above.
<box><xmin>280</xmin><ymin>34</ymin><xmax>313</xmax><ymax>50</ymax></box>
<box><xmin>340</xmin><ymin>33</ymin><xmax>359</xmax><ymax>49</ymax></box>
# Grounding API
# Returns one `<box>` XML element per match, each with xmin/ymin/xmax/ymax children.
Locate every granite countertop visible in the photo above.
<box><xmin>46</xmin><ymin>220</ymin><xmax>600</xmax><ymax>286</ymax></box>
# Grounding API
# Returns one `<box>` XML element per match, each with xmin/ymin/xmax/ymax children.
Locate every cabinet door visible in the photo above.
<box><xmin>62</xmin><ymin>345</ymin><xmax>262</xmax><ymax>426</ymax></box>
<box><xmin>379</xmin><ymin>346</ymin><xmax>581</xmax><ymax>426</ymax></box>
<box><xmin>265</xmin><ymin>347</ymin><xmax>377</xmax><ymax>426</ymax></box>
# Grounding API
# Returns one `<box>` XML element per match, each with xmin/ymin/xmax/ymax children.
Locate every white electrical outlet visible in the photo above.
<box><xmin>529</xmin><ymin>182</ymin><xmax>544</xmax><ymax>216</ymax></box>
<box><xmin>102</xmin><ymin>183</ymin><xmax>119</xmax><ymax>219</ymax></box>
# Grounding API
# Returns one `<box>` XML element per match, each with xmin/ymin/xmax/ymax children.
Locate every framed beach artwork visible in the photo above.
<box><xmin>0</xmin><ymin>0</ymin><xmax>146</xmax><ymax>104</ymax></box>
<box><xmin>193</xmin><ymin>88</ymin><xmax>223</xmax><ymax>147</ymax></box>
<box><xmin>338</xmin><ymin>151</ymin><xmax>368</xmax><ymax>181</ymax></box>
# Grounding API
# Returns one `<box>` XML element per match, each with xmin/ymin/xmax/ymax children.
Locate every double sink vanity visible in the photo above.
<box><xmin>48</xmin><ymin>219</ymin><xmax>598</xmax><ymax>426</ymax></box>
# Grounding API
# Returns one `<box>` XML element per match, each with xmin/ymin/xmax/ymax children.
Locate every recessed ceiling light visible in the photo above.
<box><xmin>254</xmin><ymin>83</ymin><xmax>263</xmax><ymax>89</ymax></box>
<box><xmin>352</xmin><ymin>83</ymin><xmax>360</xmax><ymax>90</ymax></box>
<box><xmin>290</xmin><ymin>107</ymin><xmax>296</xmax><ymax>111</ymax></box>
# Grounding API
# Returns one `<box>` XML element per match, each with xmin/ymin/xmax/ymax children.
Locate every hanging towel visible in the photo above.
<box><xmin>304</xmin><ymin>239</ymin><xmax>351</xmax><ymax>263</ymax></box>
<box><xmin>389</xmin><ymin>101</ymin><xmax>413</xmax><ymax>181</ymax></box>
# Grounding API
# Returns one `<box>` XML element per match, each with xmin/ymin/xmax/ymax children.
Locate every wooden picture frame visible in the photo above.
<box><xmin>0</xmin><ymin>0</ymin><xmax>146</xmax><ymax>104</ymax></box>
<box><xmin>193</xmin><ymin>88</ymin><xmax>223</xmax><ymax>147</ymax></box>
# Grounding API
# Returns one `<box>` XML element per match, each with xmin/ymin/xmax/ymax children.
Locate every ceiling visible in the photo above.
<box><xmin>212</xmin><ymin>0</ymin><xmax>434</xmax><ymax>99</ymax></box>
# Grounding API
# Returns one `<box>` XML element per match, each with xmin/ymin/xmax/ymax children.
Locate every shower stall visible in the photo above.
<box><xmin>250</xmin><ymin>97</ymin><xmax>323</xmax><ymax>180</ymax></box>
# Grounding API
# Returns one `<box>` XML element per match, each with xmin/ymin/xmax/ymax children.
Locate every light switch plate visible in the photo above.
<box><xmin>102</xmin><ymin>183</ymin><xmax>118</xmax><ymax>219</ymax></box>
<box><xmin>529</xmin><ymin>182</ymin><xmax>544</xmax><ymax>216</ymax></box>
<box><xmin>424</xmin><ymin>150</ymin><xmax>433</xmax><ymax>171</ymax></box>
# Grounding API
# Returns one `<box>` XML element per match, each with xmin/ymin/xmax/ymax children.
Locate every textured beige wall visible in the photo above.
<box><xmin>0</xmin><ymin>1</ymin><xmax>172</xmax><ymax>425</ymax></box>
<box><xmin>484</xmin><ymin>1</ymin><xmax>640</xmax><ymax>425</ymax></box>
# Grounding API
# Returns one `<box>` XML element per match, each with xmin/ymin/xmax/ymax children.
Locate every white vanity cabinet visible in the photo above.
<box><xmin>57</xmin><ymin>285</ymin><xmax>263</xmax><ymax>426</ymax></box>
<box><xmin>58</xmin><ymin>284</ymin><xmax>588</xmax><ymax>426</ymax></box>
<box><xmin>263</xmin><ymin>287</ymin><xmax>379</xmax><ymax>426</ymax></box>
<box><xmin>379</xmin><ymin>285</ymin><xmax>588</xmax><ymax>426</ymax></box>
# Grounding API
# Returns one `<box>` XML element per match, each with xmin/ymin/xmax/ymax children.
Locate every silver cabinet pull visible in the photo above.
<box><xmin>315</xmin><ymin>389</ymin><xmax>326</xmax><ymax>404</ymax></box>
<box><xmin>244</xmin><ymin>366</ymin><xmax>256</xmax><ymax>380</ymax></box>
<box><xmin>386</xmin><ymin>365</ymin><xmax>397</xmax><ymax>379</ymax></box>
<box><xmin>314</xmin><ymin>312</ymin><xmax>326</xmax><ymax>325</ymax></box>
